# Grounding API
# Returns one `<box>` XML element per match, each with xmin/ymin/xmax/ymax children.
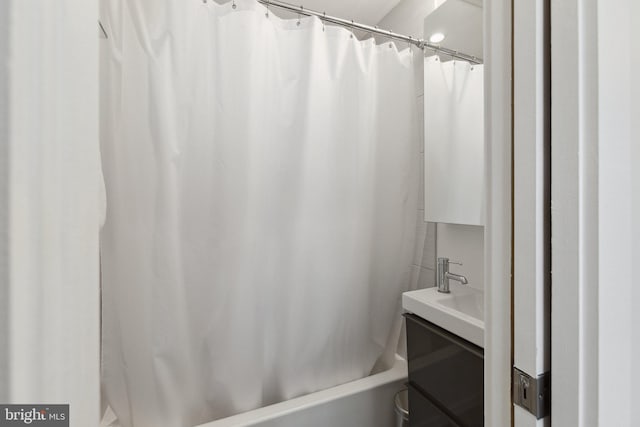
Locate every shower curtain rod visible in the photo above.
<box><xmin>255</xmin><ymin>0</ymin><xmax>483</xmax><ymax>64</ymax></box>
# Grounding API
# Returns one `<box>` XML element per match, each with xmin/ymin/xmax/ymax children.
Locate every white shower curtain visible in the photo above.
<box><xmin>100</xmin><ymin>1</ymin><xmax>418</xmax><ymax>426</ymax></box>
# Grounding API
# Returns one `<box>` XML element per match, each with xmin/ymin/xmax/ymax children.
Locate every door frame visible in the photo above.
<box><xmin>483</xmin><ymin>0</ymin><xmax>513</xmax><ymax>425</ymax></box>
<box><xmin>512</xmin><ymin>0</ymin><xmax>551</xmax><ymax>425</ymax></box>
<box><xmin>551</xmin><ymin>0</ymin><xmax>637</xmax><ymax>425</ymax></box>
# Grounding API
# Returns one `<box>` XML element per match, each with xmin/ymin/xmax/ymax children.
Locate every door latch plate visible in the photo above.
<box><xmin>513</xmin><ymin>367</ymin><xmax>550</xmax><ymax>419</ymax></box>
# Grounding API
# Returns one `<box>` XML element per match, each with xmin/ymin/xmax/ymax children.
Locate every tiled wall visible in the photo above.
<box><xmin>436</xmin><ymin>224</ymin><xmax>484</xmax><ymax>291</ymax></box>
<box><xmin>378</xmin><ymin>2</ymin><xmax>437</xmax><ymax>295</ymax></box>
<box><xmin>410</xmin><ymin>88</ymin><xmax>438</xmax><ymax>292</ymax></box>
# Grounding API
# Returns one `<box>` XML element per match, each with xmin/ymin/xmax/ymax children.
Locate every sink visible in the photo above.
<box><xmin>437</xmin><ymin>292</ymin><xmax>484</xmax><ymax>322</ymax></box>
<box><xmin>402</xmin><ymin>283</ymin><xmax>484</xmax><ymax>348</ymax></box>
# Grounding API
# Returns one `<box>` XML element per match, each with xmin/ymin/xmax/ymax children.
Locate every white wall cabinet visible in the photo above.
<box><xmin>424</xmin><ymin>57</ymin><xmax>485</xmax><ymax>226</ymax></box>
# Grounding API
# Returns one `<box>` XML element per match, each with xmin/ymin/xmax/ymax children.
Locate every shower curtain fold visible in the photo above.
<box><xmin>100</xmin><ymin>1</ymin><xmax>418</xmax><ymax>426</ymax></box>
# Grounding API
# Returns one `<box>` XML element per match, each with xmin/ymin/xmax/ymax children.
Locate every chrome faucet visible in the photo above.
<box><xmin>437</xmin><ymin>257</ymin><xmax>468</xmax><ymax>293</ymax></box>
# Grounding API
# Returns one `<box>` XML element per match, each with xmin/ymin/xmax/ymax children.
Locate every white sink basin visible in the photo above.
<box><xmin>402</xmin><ymin>283</ymin><xmax>484</xmax><ymax>348</ymax></box>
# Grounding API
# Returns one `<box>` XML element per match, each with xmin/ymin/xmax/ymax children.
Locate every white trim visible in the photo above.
<box><xmin>483</xmin><ymin>0</ymin><xmax>512</xmax><ymax>425</ymax></box>
<box><xmin>512</xmin><ymin>0</ymin><xmax>550</xmax><ymax>424</ymax></box>
<box><xmin>513</xmin><ymin>0</ymin><xmax>550</xmax><ymax>377</ymax></box>
<box><xmin>550</xmin><ymin>0</ymin><xmax>599</xmax><ymax>425</ymax></box>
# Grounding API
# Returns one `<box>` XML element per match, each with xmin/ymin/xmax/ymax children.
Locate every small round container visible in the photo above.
<box><xmin>394</xmin><ymin>388</ymin><xmax>409</xmax><ymax>427</ymax></box>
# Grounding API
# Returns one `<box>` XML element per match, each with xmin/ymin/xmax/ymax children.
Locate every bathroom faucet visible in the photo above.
<box><xmin>437</xmin><ymin>257</ymin><xmax>468</xmax><ymax>293</ymax></box>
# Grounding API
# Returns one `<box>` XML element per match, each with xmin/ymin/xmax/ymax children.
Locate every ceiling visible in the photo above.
<box><xmin>424</xmin><ymin>0</ymin><xmax>483</xmax><ymax>61</ymax></box>
<box><xmin>268</xmin><ymin>0</ymin><xmax>403</xmax><ymax>26</ymax></box>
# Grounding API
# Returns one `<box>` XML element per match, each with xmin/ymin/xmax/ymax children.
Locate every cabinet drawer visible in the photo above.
<box><xmin>408</xmin><ymin>383</ymin><xmax>459</xmax><ymax>427</ymax></box>
<box><xmin>405</xmin><ymin>313</ymin><xmax>484</xmax><ymax>427</ymax></box>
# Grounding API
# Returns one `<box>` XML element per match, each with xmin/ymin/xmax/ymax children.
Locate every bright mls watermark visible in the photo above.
<box><xmin>0</xmin><ymin>405</ymin><xmax>68</xmax><ymax>426</ymax></box>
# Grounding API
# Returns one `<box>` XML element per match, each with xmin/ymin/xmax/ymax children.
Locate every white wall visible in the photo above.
<box><xmin>437</xmin><ymin>224</ymin><xmax>484</xmax><ymax>290</ymax></box>
<box><xmin>0</xmin><ymin>0</ymin><xmax>10</xmax><ymax>404</ymax></box>
<box><xmin>378</xmin><ymin>0</ymin><xmax>485</xmax><ymax>292</ymax></box>
<box><xmin>423</xmin><ymin>0</ymin><xmax>483</xmax><ymax>62</ymax></box>
<box><xmin>632</xmin><ymin>3</ymin><xmax>640</xmax><ymax>419</ymax></box>
<box><xmin>1</xmin><ymin>1</ymin><xmax>102</xmax><ymax>425</ymax></box>
<box><xmin>596</xmin><ymin>0</ymin><xmax>636</xmax><ymax>423</ymax></box>
<box><xmin>551</xmin><ymin>0</ymin><xmax>639</xmax><ymax>425</ymax></box>
<box><xmin>376</xmin><ymin>0</ymin><xmax>446</xmax><ymax>43</ymax></box>
<box><xmin>377</xmin><ymin>1</ymin><xmax>439</xmax><ymax>293</ymax></box>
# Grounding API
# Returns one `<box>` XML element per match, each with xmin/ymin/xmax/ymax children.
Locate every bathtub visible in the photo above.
<box><xmin>194</xmin><ymin>355</ymin><xmax>407</xmax><ymax>427</ymax></box>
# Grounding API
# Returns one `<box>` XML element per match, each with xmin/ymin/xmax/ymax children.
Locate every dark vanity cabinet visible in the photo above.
<box><xmin>404</xmin><ymin>313</ymin><xmax>484</xmax><ymax>427</ymax></box>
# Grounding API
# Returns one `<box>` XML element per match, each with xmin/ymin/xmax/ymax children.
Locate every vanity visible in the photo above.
<box><xmin>403</xmin><ymin>283</ymin><xmax>484</xmax><ymax>426</ymax></box>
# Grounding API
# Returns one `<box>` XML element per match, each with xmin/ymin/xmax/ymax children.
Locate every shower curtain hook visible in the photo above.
<box><xmin>232</xmin><ymin>0</ymin><xmax>236</xmax><ymax>9</ymax></box>
<box><xmin>265</xmin><ymin>0</ymin><xmax>270</xmax><ymax>18</ymax></box>
<box><xmin>297</xmin><ymin>5</ymin><xmax>302</xmax><ymax>26</ymax></box>
<box><xmin>388</xmin><ymin>30</ymin><xmax>394</xmax><ymax>48</ymax></box>
<box><xmin>322</xmin><ymin>12</ymin><xmax>326</xmax><ymax>32</ymax></box>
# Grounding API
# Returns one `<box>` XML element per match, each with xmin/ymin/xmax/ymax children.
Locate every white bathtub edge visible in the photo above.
<box><xmin>194</xmin><ymin>355</ymin><xmax>408</xmax><ymax>427</ymax></box>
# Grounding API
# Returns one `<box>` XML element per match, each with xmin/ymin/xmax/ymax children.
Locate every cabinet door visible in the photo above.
<box><xmin>405</xmin><ymin>314</ymin><xmax>484</xmax><ymax>426</ymax></box>
<box><xmin>424</xmin><ymin>55</ymin><xmax>485</xmax><ymax>226</ymax></box>
<box><xmin>408</xmin><ymin>384</ymin><xmax>459</xmax><ymax>427</ymax></box>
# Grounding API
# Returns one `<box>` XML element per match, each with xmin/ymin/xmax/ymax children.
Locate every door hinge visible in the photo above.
<box><xmin>512</xmin><ymin>367</ymin><xmax>550</xmax><ymax>419</ymax></box>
